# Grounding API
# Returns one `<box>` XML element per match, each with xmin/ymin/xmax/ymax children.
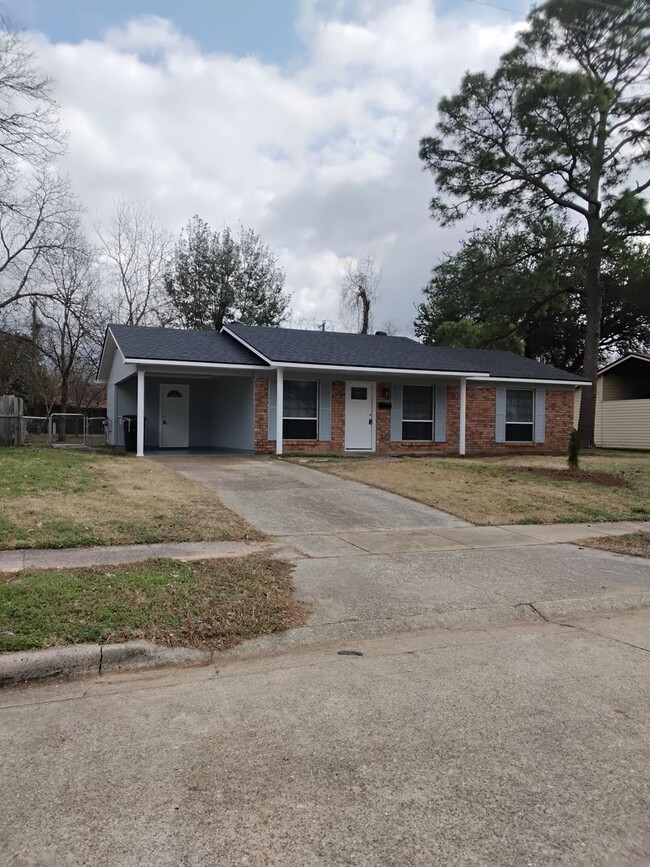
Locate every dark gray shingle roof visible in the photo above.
<box><xmin>109</xmin><ymin>324</ymin><xmax>267</xmax><ymax>366</ymax></box>
<box><xmin>225</xmin><ymin>323</ymin><xmax>586</xmax><ymax>382</ymax></box>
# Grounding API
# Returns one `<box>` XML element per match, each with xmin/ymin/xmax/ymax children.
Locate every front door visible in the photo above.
<box><xmin>345</xmin><ymin>382</ymin><xmax>374</xmax><ymax>451</ymax></box>
<box><xmin>160</xmin><ymin>384</ymin><xmax>189</xmax><ymax>448</ymax></box>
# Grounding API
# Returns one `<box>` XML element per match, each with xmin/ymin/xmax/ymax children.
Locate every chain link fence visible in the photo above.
<box><xmin>0</xmin><ymin>410</ymin><xmax>109</xmax><ymax>448</ymax></box>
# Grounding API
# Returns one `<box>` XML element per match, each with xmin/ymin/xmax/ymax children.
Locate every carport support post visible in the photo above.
<box><xmin>276</xmin><ymin>368</ymin><xmax>283</xmax><ymax>455</ymax></box>
<box><xmin>459</xmin><ymin>377</ymin><xmax>466</xmax><ymax>456</ymax></box>
<box><xmin>136</xmin><ymin>369</ymin><xmax>145</xmax><ymax>457</ymax></box>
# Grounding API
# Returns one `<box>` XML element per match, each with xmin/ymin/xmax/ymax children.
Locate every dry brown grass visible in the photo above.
<box><xmin>0</xmin><ymin>555</ymin><xmax>307</xmax><ymax>652</ymax></box>
<box><xmin>0</xmin><ymin>449</ymin><xmax>261</xmax><ymax>549</ymax></box>
<box><xmin>298</xmin><ymin>451</ymin><xmax>650</xmax><ymax>526</ymax></box>
<box><xmin>578</xmin><ymin>533</ymin><xmax>650</xmax><ymax>559</ymax></box>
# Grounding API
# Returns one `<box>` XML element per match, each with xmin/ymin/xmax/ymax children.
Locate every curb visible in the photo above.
<box><xmin>0</xmin><ymin>640</ymin><xmax>212</xmax><ymax>688</ymax></box>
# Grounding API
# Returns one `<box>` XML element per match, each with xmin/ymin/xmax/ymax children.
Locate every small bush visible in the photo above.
<box><xmin>568</xmin><ymin>429</ymin><xmax>581</xmax><ymax>470</ymax></box>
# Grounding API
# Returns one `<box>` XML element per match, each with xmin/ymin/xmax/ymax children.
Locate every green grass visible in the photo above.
<box><xmin>0</xmin><ymin>448</ymin><xmax>103</xmax><ymax>499</ymax></box>
<box><xmin>0</xmin><ymin>556</ymin><xmax>307</xmax><ymax>653</ymax></box>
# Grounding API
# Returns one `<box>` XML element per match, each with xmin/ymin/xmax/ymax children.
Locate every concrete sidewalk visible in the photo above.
<box><xmin>1</xmin><ymin>520</ymin><xmax>648</xmax><ymax>573</ymax></box>
<box><xmin>0</xmin><ymin>540</ymin><xmax>273</xmax><ymax>573</ymax></box>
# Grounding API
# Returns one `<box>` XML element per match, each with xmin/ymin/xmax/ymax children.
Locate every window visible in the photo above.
<box><xmin>350</xmin><ymin>386</ymin><xmax>368</xmax><ymax>400</ymax></box>
<box><xmin>402</xmin><ymin>385</ymin><xmax>434</xmax><ymax>441</ymax></box>
<box><xmin>505</xmin><ymin>389</ymin><xmax>534</xmax><ymax>442</ymax></box>
<box><xmin>283</xmin><ymin>380</ymin><xmax>318</xmax><ymax>440</ymax></box>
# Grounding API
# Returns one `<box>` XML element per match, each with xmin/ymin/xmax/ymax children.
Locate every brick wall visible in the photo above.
<box><xmin>374</xmin><ymin>383</ymin><xmax>459</xmax><ymax>455</ymax></box>
<box><xmin>253</xmin><ymin>376</ymin><xmax>575</xmax><ymax>456</ymax></box>
<box><xmin>254</xmin><ymin>377</ymin><xmax>346</xmax><ymax>453</ymax></box>
<box><xmin>465</xmin><ymin>385</ymin><xmax>575</xmax><ymax>455</ymax></box>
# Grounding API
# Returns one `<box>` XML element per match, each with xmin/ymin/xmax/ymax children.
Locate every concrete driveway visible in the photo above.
<box><xmin>161</xmin><ymin>456</ymin><xmax>650</xmax><ymax>649</ymax></box>
<box><xmin>161</xmin><ymin>456</ymin><xmax>469</xmax><ymax>534</ymax></box>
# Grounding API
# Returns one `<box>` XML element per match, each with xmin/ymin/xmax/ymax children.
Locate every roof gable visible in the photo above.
<box><xmin>108</xmin><ymin>324</ymin><xmax>268</xmax><ymax>367</ymax></box>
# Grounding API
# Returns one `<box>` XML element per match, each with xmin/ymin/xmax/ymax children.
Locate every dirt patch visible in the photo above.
<box><xmin>520</xmin><ymin>467</ymin><xmax>629</xmax><ymax>487</ymax></box>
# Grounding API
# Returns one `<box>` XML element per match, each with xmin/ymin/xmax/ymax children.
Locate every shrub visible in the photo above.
<box><xmin>568</xmin><ymin>428</ymin><xmax>581</xmax><ymax>471</ymax></box>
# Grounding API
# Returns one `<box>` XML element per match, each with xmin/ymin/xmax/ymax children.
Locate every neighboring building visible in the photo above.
<box><xmin>574</xmin><ymin>353</ymin><xmax>650</xmax><ymax>450</ymax></box>
<box><xmin>97</xmin><ymin>323</ymin><xmax>587</xmax><ymax>457</ymax></box>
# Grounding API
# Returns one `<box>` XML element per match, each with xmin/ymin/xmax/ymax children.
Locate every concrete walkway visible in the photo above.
<box><xmin>0</xmin><ymin>540</ymin><xmax>273</xmax><ymax>574</ymax></box>
<box><xmin>1</xmin><ymin>520</ymin><xmax>648</xmax><ymax>573</ymax></box>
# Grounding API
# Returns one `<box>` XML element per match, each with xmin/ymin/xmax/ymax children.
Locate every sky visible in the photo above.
<box><xmin>9</xmin><ymin>0</ymin><xmax>532</xmax><ymax>334</ymax></box>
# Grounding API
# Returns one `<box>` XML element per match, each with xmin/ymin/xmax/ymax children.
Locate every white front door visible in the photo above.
<box><xmin>345</xmin><ymin>382</ymin><xmax>375</xmax><ymax>451</ymax></box>
<box><xmin>160</xmin><ymin>384</ymin><xmax>189</xmax><ymax>448</ymax></box>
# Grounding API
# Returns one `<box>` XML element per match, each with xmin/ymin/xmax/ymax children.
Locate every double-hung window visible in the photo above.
<box><xmin>402</xmin><ymin>385</ymin><xmax>434</xmax><ymax>441</ymax></box>
<box><xmin>505</xmin><ymin>389</ymin><xmax>534</xmax><ymax>442</ymax></box>
<box><xmin>283</xmin><ymin>380</ymin><xmax>318</xmax><ymax>440</ymax></box>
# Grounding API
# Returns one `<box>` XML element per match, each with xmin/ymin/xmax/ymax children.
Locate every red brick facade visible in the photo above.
<box><xmin>254</xmin><ymin>376</ymin><xmax>575</xmax><ymax>456</ymax></box>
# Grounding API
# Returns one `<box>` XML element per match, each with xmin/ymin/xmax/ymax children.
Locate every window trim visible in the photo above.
<box><xmin>282</xmin><ymin>379</ymin><xmax>319</xmax><ymax>441</ymax></box>
<box><xmin>401</xmin><ymin>384</ymin><xmax>435</xmax><ymax>442</ymax></box>
<box><xmin>504</xmin><ymin>387</ymin><xmax>535</xmax><ymax>443</ymax></box>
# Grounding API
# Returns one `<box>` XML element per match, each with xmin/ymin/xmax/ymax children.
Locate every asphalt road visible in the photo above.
<box><xmin>1</xmin><ymin>611</ymin><xmax>649</xmax><ymax>867</ymax></box>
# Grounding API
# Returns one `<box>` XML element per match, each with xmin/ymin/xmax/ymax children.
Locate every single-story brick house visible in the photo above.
<box><xmin>97</xmin><ymin>322</ymin><xmax>587</xmax><ymax>457</ymax></box>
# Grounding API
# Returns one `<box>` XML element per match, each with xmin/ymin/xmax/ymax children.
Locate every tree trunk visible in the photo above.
<box><xmin>578</xmin><ymin>218</ymin><xmax>604</xmax><ymax>447</ymax></box>
<box><xmin>360</xmin><ymin>291</ymin><xmax>371</xmax><ymax>334</ymax></box>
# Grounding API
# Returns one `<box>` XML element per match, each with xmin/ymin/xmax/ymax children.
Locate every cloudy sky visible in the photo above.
<box><xmin>10</xmin><ymin>0</ymin><xmax>530</xmax><ymax>334</ymax></box>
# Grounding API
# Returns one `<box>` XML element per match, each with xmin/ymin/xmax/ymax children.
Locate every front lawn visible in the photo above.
<box><xmin>298</xmin><ymin>452</ymin><xmax>650</xmax><ymax>525</ymax></box>
<box><xmin>0</xmin><ymin>555</ymin><xmax>306</xmax><ymax>652</ymax></box>
<box><xmin>0</xmin><ymin>449</ymin><xmax>261</xmax><ymax>549</ymax></box>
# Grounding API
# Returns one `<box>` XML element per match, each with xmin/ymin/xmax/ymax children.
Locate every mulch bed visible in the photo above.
<box><xmin>520</xmin><ymin>467</ymin><xmax>629</xmax><ymax>487</ymax></box>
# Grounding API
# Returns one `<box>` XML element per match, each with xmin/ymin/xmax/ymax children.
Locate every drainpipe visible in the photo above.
<box><xmin>136</xmin><ymin>369</ymin><xmax>145</xmax><ymax>457</ymax></box>
<box><xmin>276</xmin><ymin>368</ymin><xmax>283</xmax><ymax>456</ymax></box>
<box><xmin>459</xmin><ymin>378</ymin><xmax>466</xmax><ymax>456</ymax></box>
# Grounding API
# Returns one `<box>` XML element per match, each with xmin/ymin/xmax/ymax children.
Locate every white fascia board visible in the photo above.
<box><xmin>597</xmin><ymin>353</ymin><xmax>650</xmax><ymax>376</ymax></box>
<box><xmin>475</xmin><ymin>377</ymin><xmax>587</xmax><ymax>386</ymax></box>
<box><xmin>271</xmin><ymin>362</ymin><xmax>491</xmax><ymax>378</ymax></box>
<box><xmin>221</xmin><ymin>326</ymin><xmax>273</xmax><ymax>364</ymax></box>
<box><xmin>125</xmin><ymin>358</ymin><xmax>269</xmax><ymax>371</ymax></box>
<box><xmin>96</xmin><ymin>327</ymin><xmax>118</xmax><ymax>383</ymax></box>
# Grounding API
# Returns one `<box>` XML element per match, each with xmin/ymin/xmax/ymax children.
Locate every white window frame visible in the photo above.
<box><xmin>402</xmin><ymin>384</ymin><xmax>435</xmax><ymax>442</ymax></box>
<box><xmin>282</xmin><ymin>379</ymin><xmax>319</xmax><ymax>441</ymax></box>
<box><xmin>505</xmin><ymin>388</ymin><xmax>535</xmax><ymax>443</ymax></box>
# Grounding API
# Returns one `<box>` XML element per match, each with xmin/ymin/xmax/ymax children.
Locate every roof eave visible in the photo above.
<box><xmin>123</xmin><ymin>357</ymin><xmax>270</xmax><ymax>371</ymax></box>
<box><xmin>597</xmin><ymin>353</ymin><xmax>650</xmax><ymax>376</ymax></box>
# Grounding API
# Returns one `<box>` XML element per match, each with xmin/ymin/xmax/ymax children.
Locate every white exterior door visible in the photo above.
<box><xmin>345</xmin><ymin>382</ymin><xmax>375</xmax><ymax>451</ymax></box>
<box><xmin>160</xmin><ymin>384</ymin><xmax>189</xmax><ymax>448</ymax></box>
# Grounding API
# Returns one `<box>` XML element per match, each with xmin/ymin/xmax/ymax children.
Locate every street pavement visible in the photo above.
<box><xmin>1</xmin><ymin>611</ymin><xmax>649</xmax><ymax>867</ymax></box>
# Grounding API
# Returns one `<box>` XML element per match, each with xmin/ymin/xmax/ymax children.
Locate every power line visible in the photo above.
<box><xmin>464</xmin><ymin>0</ymin><xmax>633</xmax><ymax>20</ymax></box>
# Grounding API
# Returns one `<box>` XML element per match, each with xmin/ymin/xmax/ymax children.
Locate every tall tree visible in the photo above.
<box><xmin>419</xmin><ymin>0</ymin><xmax>649</xmax><ymax>445</ymax></box>
<box><xmin>415</xmin><ymin>215</ymin><xmax>650</xmax><ymax>370</ymax></box>
<box><xmin>165</xmin><ymin>217</ymin><xmax>290</xmax><ymax>331</ymax></box>
<box><xmin>96</xmin><ymin>197</ymin><xmax>173</xmax><ymax>326</ymax></box>
<box><xmin>0</xmin><ymin>18</ymin><xmax>76</xmax><ymax>314</ymax></box>
<box><xmin>340</xmin><ymin>255</ymin><xmax>380</xmax><ymax>334</ymax></box>
<box><xmin>35</xmin><ymin>225</ymin><xmax>98</xmax><ymax>423</ymax></box>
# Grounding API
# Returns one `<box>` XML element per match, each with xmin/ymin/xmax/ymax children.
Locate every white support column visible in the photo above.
<box><xmin>136</xmin><ymin>369</ymin><xmax>145</xmax><ymax>457</ymax></box>
<box><xmin>459</xmin><ymin>377</ymin><xmax>466</xmax><ymax>456</ymax></box>
<box><xmin>276</xmin><ymin>367</ymin><xmax>283</xmax><ymax>456</ymax></box>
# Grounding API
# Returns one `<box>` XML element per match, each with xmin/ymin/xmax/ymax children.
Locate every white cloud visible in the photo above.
<box><xmin>28</xmin><ymin>0</ymin><xmax>523</xmax><ymax>333</ymax></box>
